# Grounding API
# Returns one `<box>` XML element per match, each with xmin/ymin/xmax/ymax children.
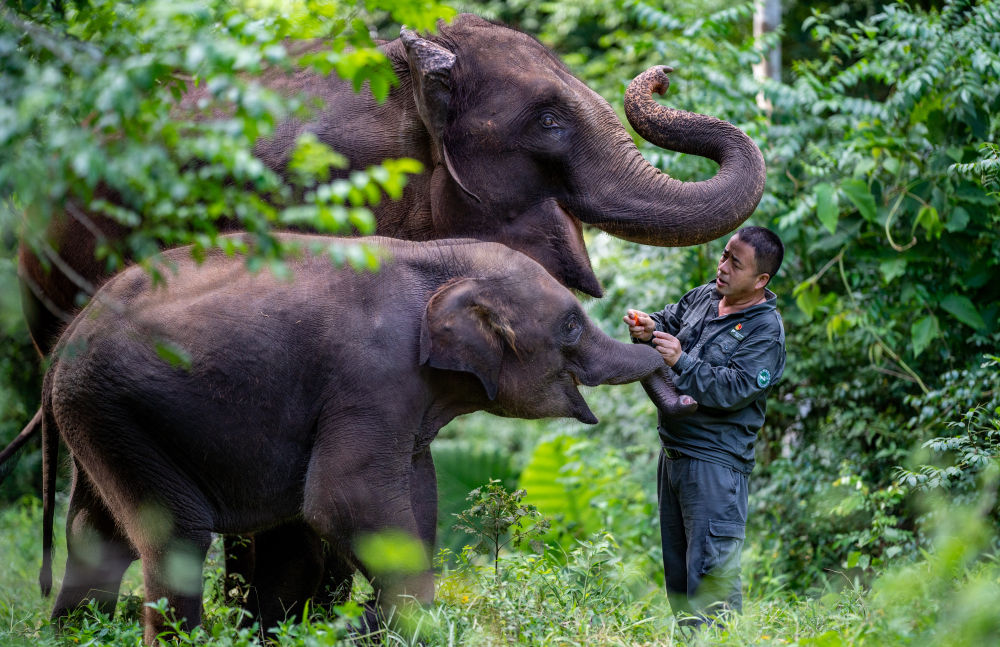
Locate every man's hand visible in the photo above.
<box><xmin>624</xmin><ymin>309</ymin><xmax>654</xmax><ymax>342</ymax></box>
<box><xmin>651</xmin><ymin>331</ymin><xmax>683</xmax><ymax>367</ymax></box>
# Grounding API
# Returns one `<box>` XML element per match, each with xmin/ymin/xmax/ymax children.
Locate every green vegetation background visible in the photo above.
<box><xmin>1</xmin><ymin>0</ymin><xmax>998</xmax><ymax>644</ymax></box>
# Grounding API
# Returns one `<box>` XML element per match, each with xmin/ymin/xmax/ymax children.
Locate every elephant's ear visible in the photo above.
<box><xmin>419</xmin><ymin>278</ymin><xmax>517</xmax><ymax>400</ymax></box>
<box><xmin>400</xmin><ymin>27</ymin><xmax>481</xmax><ymax>203</ymax></box>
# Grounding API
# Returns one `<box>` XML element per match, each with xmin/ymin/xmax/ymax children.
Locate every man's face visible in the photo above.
<box><xmin>716</xmin><ymin>234</ymin><xmax>768</xmax><ymax>299</ymax></box>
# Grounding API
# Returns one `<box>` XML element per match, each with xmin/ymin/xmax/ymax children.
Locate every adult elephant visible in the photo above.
<box><xmin>18</xmin><ymin>13</ymin><xmax>765</xmax><ymax>356</ymax></box>
<box><xmin>13</xmin><ymin>11</ymin><xmax>762</xmax><ymax>629</ymax></box>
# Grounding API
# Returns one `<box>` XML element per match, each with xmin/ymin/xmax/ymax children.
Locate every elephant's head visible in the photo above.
<box><xmin>419</xmin><ymin>247</ymin><xmax>665</xmax><ymax>423</ymax></box>
<box><xmin>399</xmin><ymin>14</ymin><xmax>765</xmax><ymax>297</ymax></box>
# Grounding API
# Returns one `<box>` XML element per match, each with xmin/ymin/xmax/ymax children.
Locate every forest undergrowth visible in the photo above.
<box><xmin>1</xmin><ymin>453</ymin><xmax>996</xmax><ymax>647</ymax></box>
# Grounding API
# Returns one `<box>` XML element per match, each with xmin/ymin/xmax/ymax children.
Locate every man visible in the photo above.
<box><xmin>624</xmin><ymin>225</ymin><xmax>785</xmax><ymax>624</ymax></box>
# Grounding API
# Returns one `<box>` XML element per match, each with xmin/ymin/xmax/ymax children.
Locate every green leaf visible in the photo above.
<box><xmin>945</xmin><ymin>206</ymin><xmax>970</xmax><ymax>233</ymax></box>
<box><xmin>369</xmin><ymin>0</ymin><xmax>457</xmax><ymax>33</ymax></box>
<box><xmin>355</xmin><ymin>529</ymin><xmax>429</xmax><ymax>575</ymax></box>
<box><xmin>288</xmin><ymin>133</ymin><xmax>348</xmax><ymax>186</ymax></box>
<box><xmin>841</xmin><ymin>179</ymin><xmax>877</xmax><ymax>222</ymax></box>
<box><xmin>916</xmin><ymin>205</ymin><xmax>942</xmax><ymax>240</ymax></box>
<box><xmin>154</xmin><ymin>341</ymin><xmax>192</xmax><ymax>370</ymax></box>
<box><xmin>911</xmin><ymin>315</ymin><xmax>939</xmax><ymax>358</ymax></box>
<box><xmin>940</xmin><ymin>294</ymin><xmax>986</xmax><ymax>330</ymax></box>
<box><xmin>825</xmin><ymin>309</ymin><xmax>853</xmax><ymax>341</ymax></box>
<box><xmin>846</xmin><ymin>550</ymin><xmax>871</xmax><ymax>570</ymax></box>
<box><xmin>518</xmin><ymin>436</ymin><xmax>600</xmax><ymax>545</ymax></box>
<box><xmin>955</xmin><ymin>184</ymin><xmax>995</xmax><ymax>205</ymax></box>
<box><xmin>879</xmin><ymin>258</ymin><xmax>907</xmax><ymax>284</ymax></box>
<box><xmin>945</xmin><ymin>146</ymin><xmax>965</xmax><ymax>162</ymax></box>
<box><xmin>815</xmin><ymin>182</ymin><xmax>838</xmax><ymax>233</ymax></box>
<box><xmin>793</xmin><ymin>281</ymin><xmax>822</xmax><ymax>321</ymax></box>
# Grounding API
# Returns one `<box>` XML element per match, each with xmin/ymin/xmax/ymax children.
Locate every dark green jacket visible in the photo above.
<box><xmin>640</xmin><ymin>281</ymin><xmax>785</xmax><ymax>474</ymax></box>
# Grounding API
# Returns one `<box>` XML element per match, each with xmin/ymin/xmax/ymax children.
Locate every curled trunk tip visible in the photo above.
<box><xmin>579</xmin><ymin>65</ymin><xmax>766</xmax><ymax>247</ymax></box>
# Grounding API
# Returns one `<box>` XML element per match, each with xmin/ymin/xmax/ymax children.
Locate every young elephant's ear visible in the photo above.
<box><xmin>419</xmin><ymin>278</ymin><xmax>516</xmax><ymax>400</ymax></box>
<box><xmin>400</xmin><ymin>27</ymin><xmax>481</xmax><ymax>203</ymax></box>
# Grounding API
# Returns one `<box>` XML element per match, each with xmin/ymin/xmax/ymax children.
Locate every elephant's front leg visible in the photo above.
<box><xmin>243</xmin><ymin>521</ymin><xmax>326</xmax><ymax>630</ymax></box>
<box><xmin>313</xmin><ymin>447</ymin><xmax>437</xmax><ymax>612</ymax></box>
<box><xmin>302</xmin><ymin>434</ymin><xmax>435</xmax><ymax>614</ymax></box>
<box><xmin>410</xmin><ymin>447</ymin><xmax>438</xmax><ymax>552</ymax></box>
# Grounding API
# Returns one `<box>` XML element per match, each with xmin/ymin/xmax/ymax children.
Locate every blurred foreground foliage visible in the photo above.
<box><xmin>0</xmin><ymin>0</ymin><xmax>448</xmax><ymax>491</ymax></box>
<box><xmin>0</xmin><ymin>0</ymin><xmax>444</xmax><ymax>275</ymax></box>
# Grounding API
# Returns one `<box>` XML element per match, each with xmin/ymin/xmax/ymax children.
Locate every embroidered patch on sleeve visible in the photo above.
<box><xmin>757</xmin><ymin>368</ymin><xmax>771</xmax><ymax>388</ymax></box>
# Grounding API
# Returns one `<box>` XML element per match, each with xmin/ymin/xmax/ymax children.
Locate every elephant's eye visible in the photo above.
<box><xmin>562</xmin><ymin>314</ymin><xmax>583</xmax><ymax>344</ymax></box>
<box><xmin>540</xmin><ymin>113</ymin><xmax>559</xmax><ymax>129</ymax></box>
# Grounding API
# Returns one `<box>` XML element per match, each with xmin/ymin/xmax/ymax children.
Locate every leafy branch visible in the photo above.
<box><xmin>453</xmin><ymin>479</ymin><xmax>550</xmax><ymax>583</ymax></box>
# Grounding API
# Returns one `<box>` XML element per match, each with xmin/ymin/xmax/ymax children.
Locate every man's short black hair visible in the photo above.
<box><xmin>736</xmin><ymin>226</ymin><xmax>783</xmax><ymax>282</ymax></box>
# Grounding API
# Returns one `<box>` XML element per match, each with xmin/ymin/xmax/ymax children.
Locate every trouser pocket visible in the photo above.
<box><xmin>700</xmin><ymin>519</ymin><xmax>744</xmax><ymax>577</ymax></box>
<box><xmin>694</xmin><ymin>519</ymin><xmax>745</xmax><ymax>613</ymax></box>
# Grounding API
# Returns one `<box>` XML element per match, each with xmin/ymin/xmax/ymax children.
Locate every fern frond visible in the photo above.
<box><xmin>950</xmin><ymin>143</ymin><xmax>1000</xmax><ymax>194</ymax></box>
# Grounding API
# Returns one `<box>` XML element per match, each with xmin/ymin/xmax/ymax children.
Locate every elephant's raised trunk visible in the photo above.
<box><xmin>577</xmin><ymin>66</ymin><xmax>766</xmax><ymax>247</ymax></box>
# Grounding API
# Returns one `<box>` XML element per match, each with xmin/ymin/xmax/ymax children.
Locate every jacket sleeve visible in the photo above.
<box><xmin>670</xmin><ymin>331</ymin><xmax>785</xmax><ymax>411</ymax></box>
<box><xmin>648</xmin><ymin>290</ymin><xmax>695</xmax><ymax>337</ymax></box>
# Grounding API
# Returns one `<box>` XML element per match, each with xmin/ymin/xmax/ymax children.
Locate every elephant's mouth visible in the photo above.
<box><xmin>565</xmin><ymin>370</ymin><xmax>598</xmax><ymax>424</ymax></box>
<box><xmin>503</xmin><ymin>200</ymin><xmax>603</xmax><ymax>298</ymax></box>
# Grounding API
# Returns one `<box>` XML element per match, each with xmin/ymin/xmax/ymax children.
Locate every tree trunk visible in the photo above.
<box><xmin>753</xmin><ymin>0</ymin><xmax>782</xmax><ymax>113</ymax></box>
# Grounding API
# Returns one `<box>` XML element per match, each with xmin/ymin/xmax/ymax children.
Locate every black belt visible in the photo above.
<box><xmin>663</xmin><ymin>448</ymin><xmax>684</xmax><ymax>460</ymax></box>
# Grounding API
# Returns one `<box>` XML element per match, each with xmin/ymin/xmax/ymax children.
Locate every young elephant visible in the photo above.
<box><xmin>39</xmin><ymin>234</ymin><xmax>667</xmax><ymax>643</ymax></box>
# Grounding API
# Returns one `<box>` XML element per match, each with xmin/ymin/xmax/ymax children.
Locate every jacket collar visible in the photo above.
<box><xmin>709</xmin><ymin>280</ymin><xmax>777</xmax><ymax>319</ymax></box>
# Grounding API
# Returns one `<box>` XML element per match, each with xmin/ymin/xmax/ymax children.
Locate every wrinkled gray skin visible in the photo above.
<box><xmin>39</xmin><ymin>234</ymin><xmax>668</xmax><ymax>643</ymax></box>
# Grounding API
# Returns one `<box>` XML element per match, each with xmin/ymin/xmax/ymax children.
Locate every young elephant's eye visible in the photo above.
<box><xmin>562</xmin><ymin>314</ymin><xmax>583</xmax><ymax>344</ymax></box>
<box><xmin>540</xmin><ymin>112</ymin><xmax>559</xmax><ymax>128</ymax></box>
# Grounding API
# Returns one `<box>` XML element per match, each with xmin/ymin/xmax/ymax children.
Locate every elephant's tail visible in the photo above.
<box><xmin>0</xmin><ymin>407</ymin><xmax>41</xmax><ymax>484</ymax></box>
<box><xmin>40</xmin><ymin>387</ymin><xmax>57</xmax><ymax>597</ymax></box>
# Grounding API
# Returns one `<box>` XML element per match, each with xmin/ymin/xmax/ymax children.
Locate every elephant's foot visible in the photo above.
<box><xmin>641</xmin><ymin>367</ymin><xmax>697</xmax><ymax>416</ymax></box>
<box><xmin>312</xmin><ymin>551</ymin><xmax>358</xmax><ymax>610</ymax></box>
<box><xmin>345</xmin><ymin>601</ymin><xmax>384</xmax><ymax>642</ymax></box>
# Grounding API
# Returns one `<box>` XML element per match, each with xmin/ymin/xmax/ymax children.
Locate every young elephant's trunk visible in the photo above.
<box><xmin>573</xmin><ymin>327</ymin><xmax>669</xmax><ymax>387</ymax></box>
<box><xmin>572</xmin><ymin>331</ymin><xmax>696</xmax><ymax>417</ymax></box>
<box><xmin>640</xmin><ymin>367</ymin><xmax>697</xmax><ymax>417</ymax></box>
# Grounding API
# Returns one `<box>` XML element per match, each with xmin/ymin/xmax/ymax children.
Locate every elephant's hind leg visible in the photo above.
<box><xmin>137</xmin><ymin>529</ymin><xmax>212</xmax><ymax>644</ymax></box>
<box><xmin>59</xmin><ymin>416</ymin><xmax>215</xmax><ymax>643</ymax></box>
<box><xmin>117</xmin><ymin>490</ymin><xmax>214</xmax><ymax>643</ymax></box>
<box><xmin>52</xmin><ymin>461</ymin><xmax>138</xmax><ymax>623</ymax></box>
